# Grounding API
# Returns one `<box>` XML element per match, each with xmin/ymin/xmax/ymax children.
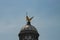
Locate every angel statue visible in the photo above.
<box><xmin>26</xmin><ymin>12</ymin><xmax>34</xmax><ymax>22</ymax></box>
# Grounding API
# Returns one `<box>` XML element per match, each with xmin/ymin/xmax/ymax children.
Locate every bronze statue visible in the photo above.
<box><xmin>26</xmin><ymin>12</ymin><xmax>33</xmax><ymax>22</ymax></box>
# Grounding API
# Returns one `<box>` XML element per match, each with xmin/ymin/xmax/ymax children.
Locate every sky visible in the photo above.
<box><xmin>0</xmin><ymin>0</ymin><xmax>60</xmax><ymax>40</ymax></box>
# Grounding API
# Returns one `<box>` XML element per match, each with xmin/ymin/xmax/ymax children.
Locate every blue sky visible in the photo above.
<box><xmin>0</xmin><ymin>0</ymin><xmax>60</xmax><ymax>40</ymax></box>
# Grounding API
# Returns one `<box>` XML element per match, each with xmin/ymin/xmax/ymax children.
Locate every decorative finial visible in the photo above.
<box><xmin>26</xmin><ymin>12</ymin><xmax>34</xmax><ymax>25</ymax></box>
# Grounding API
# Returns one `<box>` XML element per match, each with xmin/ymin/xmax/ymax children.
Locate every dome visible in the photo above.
<box><xmin>18</xmin><ymin>22</ymin><xmax>39</xmax><ymax>36</ymax></box>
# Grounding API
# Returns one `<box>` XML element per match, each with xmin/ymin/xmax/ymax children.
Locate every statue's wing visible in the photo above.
<box><xmin>30</xmin><ymin>17</ymin><xmax>34</xmax><ymax>21</ymax></box>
